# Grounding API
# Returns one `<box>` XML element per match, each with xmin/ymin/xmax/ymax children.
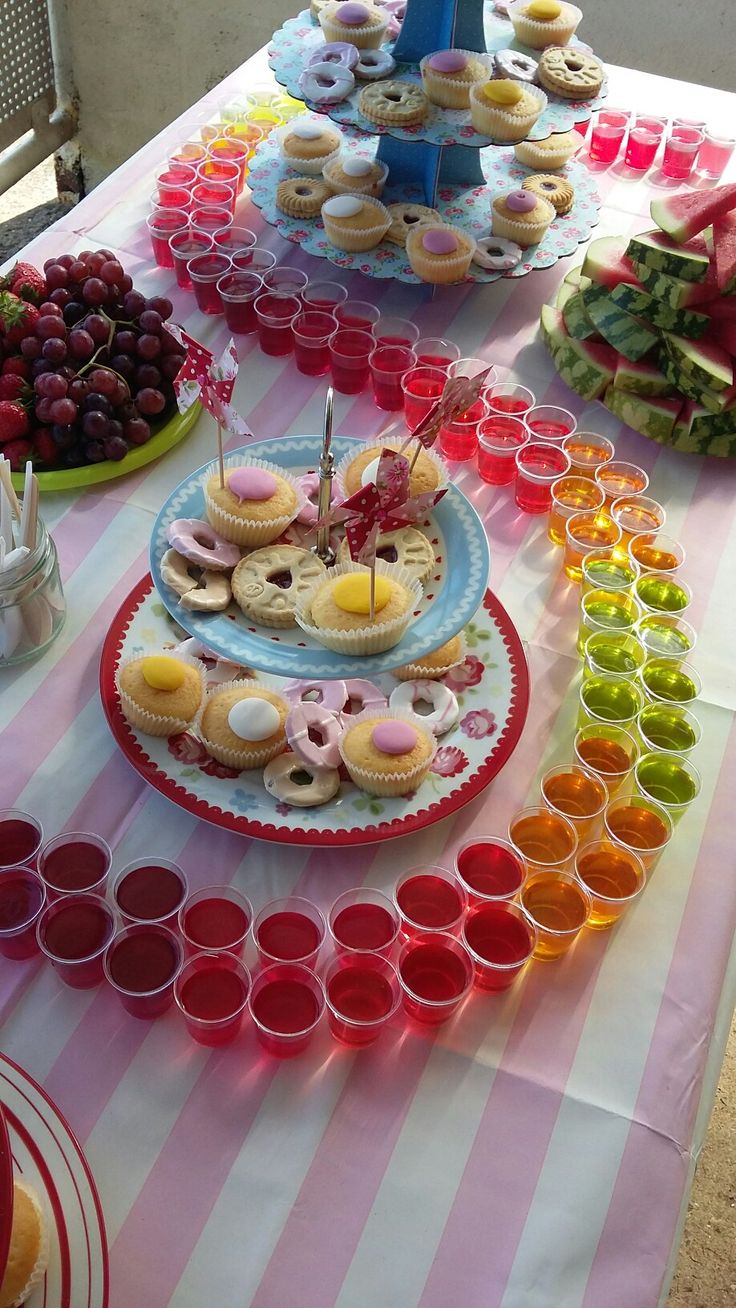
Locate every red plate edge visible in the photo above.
<box><xmin>99</xmin><ymin>574</ymin><xmax>530</xmax><ymax>847</ymax></box>
<box><xmin>0</xmin><ymin>1103</ymin><xmax>12</xmax><ymax>1287</ymax></box>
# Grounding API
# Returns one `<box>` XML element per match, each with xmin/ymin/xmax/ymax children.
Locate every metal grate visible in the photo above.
<box><xmin>0</xmin><ymin>0</ymin><xmax>55</xmax><ymax>124</ymax></box>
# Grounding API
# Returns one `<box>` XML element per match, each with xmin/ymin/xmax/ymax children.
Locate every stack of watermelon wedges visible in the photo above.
<box><xmin>539</xmin><ymin>184</ymin><xmax>736</xmax><ymax>456</ymax></box>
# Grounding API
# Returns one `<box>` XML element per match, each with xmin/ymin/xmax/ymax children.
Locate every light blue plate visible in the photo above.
<box><xmin>150</xmin><ymin>435</ymin><xmax>490</xmax><ymax>678</ymax></box>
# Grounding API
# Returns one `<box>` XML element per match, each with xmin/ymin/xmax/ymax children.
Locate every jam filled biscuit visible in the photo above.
<box><xmin>277</xmin><ymin>176</ymin><xmax>333</xmax><ymax>218</ymax></box>
<box><xmin>522</xmin><ymin>172</ymin><xmax>575</xmax><ymax>214</ymax></box>
<box><xmin>537</xmin><ymin>45</ymin><xmax>603</xmax><ymax>99</ymax></box>
<box><xmin>385</xmin><ymin>201</ymin><xmax>441</xmax><ymax>245</ymax></box>
<box><xmin>359</xmin><ymin>79</ymin><xmax>430</xmax><ymax>126</ymax></box>
<box><xmin>232</xmin><ymin>545</ymin><xmax>327</xmax><ymax>628</ymax></box>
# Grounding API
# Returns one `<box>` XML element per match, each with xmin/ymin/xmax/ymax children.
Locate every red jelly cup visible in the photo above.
<box><xmin>254</xmin><ymin>292</ymin><xmax>301</xmax><ymax>356</ymax></box>
<box><xmin>394</xmin><ymin>865</ymin><xmax>467</xmax><ymax>938</ymax></box>
<box><xmin>329</xmin><ymin>328</ymin><xmax>374</xmax><ymax>394</ymax></box>
<box><xmin>174</xmin><ymin>951</ymin><xmax>252</xmax><ymax>1046</ymax></box>
<box><xmin>146</xmin><ymin>209</ymin><xmax>189</xmax><ymax>268</ymax></box>
<box><xmin>112</xmin><ymin>858</ymin><xmax>188</xmax><ymax>928</ymax></box>
<box><xmin>397</xmin><ymin>932</ymin><xmax>473</xmax><ymax>1025</ymax></box>
<box><xmin>38</xmin><ymin>831</ymin><xmax>112</xmax><ymax>899</ymax></box>
<box><xmin>213</xmin><ymin>224</ymin><xmax>258</xmax><ymax>256</ymax></box>
<box><xmin>178</xmin><ymin>884</ymin><xmax>252</xmax><ymax>957</ymax></box>
<box><xmin>292</xmin><ymin>310</ymin><xmax>337</xmax><ymax>377</ymax></box>
<box><xmin>461</xmin><ymin>902</ymin><xmax>537</xmax><ymax>992</ymax></box>
<box><xmin>0</xmin><ymin>867</ymin><xmax>46</xmax><ymax>960</ymax></box>
<box><xmin>190</xmin><ymin>180</ymin><xmax>236</xmax><ymax>214</ymax></box>
<box><xmin>232</xmin><ymin>246</ymin><xmax>277</xmax><ymax>275</ymax></box>
<box><xmin>369</xmin><ymin>344</ymin><xmax>416</xmax><ymax>411</ymax></box>
<box><xmin>454</xmin><ymin>837</ymin><xmax>527</xmax><ymax>906</ymax></box>
<box><xmin>328</xmin><ymin>887</ymin><xmax>401</xmax><ymax>958</ymax></box>
<box><xmin>253</xmin><ymin>895</ymin><xmax>327</xmax><ymax>970</ymax></box>
<box><xmin>0</xmin><ymin>809</ymin><xmax>44</xmax><ymax>870</ymax></box>
<box><xmin>373</xmin><ymin>316</ymin><xmax>419</xmax><ymax>348</ymax></box>
<box><xmin>188</xmin><ymin>251</ymin><xmax>232</xmax><ymax>315</ymax></box>
<box><xmin>334</xmin><ymin>300</ymin><xmax>381</xmax><ymax>332</ymax></box>
<box><xmin>37</xmin><ymin>893</ymin><xmax>117</xmax><ymax>989</ymax></box>
<box><xmin>218</xmin><ymin>270</ymin><xmax>263</xmax><ymax>334</ymax></box>
<box><xmin>190</xmin><ymin>205</ymin><xmax>234</xmax><ymax>235</ymax></box>
<box><xmin>263</xmin><ymin>267</ymin><xmax>309</xmax><ymax>295</ymax></box>
<box><xmin>302</xmin><ymin>281</ymin><xmax>348</xmax><ymax>310</ymax></box>
<box><xmin>104</xmin><ymin>923</ymin><xmax>183</xmax><ymax>1019</ymax></box>
<box><xmin>514</xmin><ymin>442</ymin><xmax>571</xmax><ymax>515</ymax></box>
<box><xmin>169</xmin><ymin>230</ymin><xmax>214</xmax><ymax>291</ymax></box>
<box><xmin>323</xmin><ymin>953</ymin><xmax>401</xmax><ymax>1046</ymax></box>
<box><xmin>249</xmin><ymin>962</ymin><xmax>325</xmax><ymax>1057</ymax></box>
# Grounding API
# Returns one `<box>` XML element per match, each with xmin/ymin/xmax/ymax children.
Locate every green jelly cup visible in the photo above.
<box><xmin>578</xmin><ymin>672</ymin><xmax>644</xmax><ymax>730</ymax></box>
<box><xmin>633</xmin><ymin>751</ymin><xmax>701</xmax><ymax>825</ymax></box>
<box><xmin>636</xmin><ymin>704</ymin><xmax>702</xmax><ymax>756</ymax></box>
<box><xmin>578</xmin><ymin>589</ymin><xmax>642</xmax><ymax>655</ymax></box>
<box><xmin>634</xmin><ymin>571</ymin><xmax>692</xmax><ymax>616</ymax></box>
<box><xmin>583</xmin><ymin>631</ymin><xmax>646</xmax><ymax>680</ymax></box>
<box><xmin>573</xmin><ymin>723</ymin><xmax>640</xmax><ymax>796</ymax></box>
<box><xmin>635</xmin><ymin>614</ymin><xmax>697</xmax><ymax>660</ymax></box>
<box><xmin>581</xmin><ymin>548</ymin><xmax>639</xmax><ymax>596</ymax></box>
<box><xmin>639</xmin><ymin>658</ymin><xmax>702</xmax><ymax>706</ymax></box>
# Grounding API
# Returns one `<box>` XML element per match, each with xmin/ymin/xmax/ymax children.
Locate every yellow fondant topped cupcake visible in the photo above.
<box><xmin>117</xmin><ymin>654</ymin><xmax>203</xmax><ymax>737</ymax></box>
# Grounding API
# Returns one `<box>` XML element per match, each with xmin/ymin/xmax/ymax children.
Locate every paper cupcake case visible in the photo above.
<box><xmin>248</xmin><ymin>129</ymin><xmax>601</xmax><ymax>283</ymax></box>
<box><xmin>295</xmin><ymin>559</ymin><xmax>424</xmax><ymax>655</ymax></box>
<box><xmin>115</xmin><ymin>649</ymin><xmax>207</xmax><ymax>738</ymax></box>
<box><xmin>268</xmin><ymin>9</ymin><xmax>607</xmax><ymax>144</ymax></box>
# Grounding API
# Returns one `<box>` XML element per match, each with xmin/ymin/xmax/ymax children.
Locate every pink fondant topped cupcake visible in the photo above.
<box><xmin>318</xmin><ymin>0</ymin><xmax>389</xmax><ymax>48</ymax></box>
<box><xmin>420</xmin><ymin>48</ymin><xmax>490</xmax><ymax>108</ymax></box>
<box><xmin>405</xmin><ymin>222</ymin><xmax>476</xmax><ymax>284</ymax></box>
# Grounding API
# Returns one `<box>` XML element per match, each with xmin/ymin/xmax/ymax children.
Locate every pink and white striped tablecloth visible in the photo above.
<box><xmin>2</xmin><ymin>49</ymin><xmax>736</xmax><ymax>1308</ymax></box>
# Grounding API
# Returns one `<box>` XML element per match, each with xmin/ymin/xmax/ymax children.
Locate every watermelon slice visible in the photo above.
<box><xmin>706</xmin><ymin>317</ymin><xmax>736</xmax><ymax>357</ymax></box>
<box><xmin>563</xmin><ymin>268</ymin><xmax>592</xmax><ymax>292</ymax></box>
<box><xmin>702</xmin><ymin>295</ymin><xmax>736</xmax><ymax>322</ymax></box>
<box><xmin>671</xmin><ymin>402</ymin><xmax>708</xmax><ymax>454</ymax></box>
<box><xmin>581</xmin><ymin>237</ymin><xmax>642</xmax><ymax>289</ymax></box>
<box><xmin>563</xmin><ymin>287</ymin><xmax>606</xmax><ymax>340</ymax></box>
<box><xmin>650</xmin><ymin>184</ymin><xmax>736</xmax><ymax>243</ymax></box>
<box><xmin>603</xmin><ymin>386</ymin><xmax>682</xmax><ymax>445</ymax></box>
<box><xmin>659</xmin><ymin>352</ymin><xmax>735</xmax><ymax>414</ymax></box>
<box><xmin>609</xmin><ymin>283</ymin><xmax>710</xmax><ymax>338</ymax></box>
<box><xmin>626</xmin><ymin>230</ymin><xmax>710</xmax><ymax>283</ymax></box>
<box><xmin>713</xmin><ymin>210</ymin><xmax>736</xmax><ymax>294</ymax></box>
<box><xmin>581</xmin><ymin>289</ymin><xmax>658</xmax><ymax>362</ymax></box>
<box><xmin>629</xmin><ymin>260</ymin><xmax>717</xmax><ymax>310</ymax></box>
<box><xmin>540</xmin><ymin>304</ymin><xmax>566</xmax><ymax>355</ymax></box>
<box><xmin>614</xmin><ymin>356</ymin><xmax>674</xmax><ymax>397</ymax></box>
<box><xmin>663</xmin><ymin>334</ymin><xmax>734</xmax><ymax>392</ymax></box>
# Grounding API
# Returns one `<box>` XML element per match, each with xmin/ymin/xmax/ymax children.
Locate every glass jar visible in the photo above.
<box><xmin>0</xmin><ymin>520</ymin><xmax>65</xmax><ymax>666</ymax></box>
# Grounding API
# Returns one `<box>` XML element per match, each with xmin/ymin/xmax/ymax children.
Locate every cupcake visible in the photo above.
<box><xmin>205</xmin><ymin>458</ymin><xmax>302</xmax><ymax>548</ymax></box>
<box><xmin>393</xmin><ymin>632</ymin><xmax>466</xmax><ymax>680</ymax></box>
<box><xmin>0</xmin><ymin>1181</ymin><xmax>49</xmax><ymax>1308</ymax></box>
<box><xmin>323</xmin><ymin>153</ymin><xmax>388</xmax><ymax>197</ymax></box>
<box><xmin>321</xmin><ymin>194</ymin><xmax>391</xmax><ymax>251</ymax></box>
<box><xmin>278</xmin><ymin>118</ymin><xmax>341</xmax><ymax>176</ymax></box>
<box><xmin>199</xmin><ymin>681</ymin><xmax>288</xmax><ymax>770</ymax></box>
<box><xmin>117</xmin><ymin>653</ymin><xmax>204</xmax><ymax>738</ymax></box>
<box><xmin>514</xmin><ymin>129</ymin><xmax>580</xmax><ymax>169</ymax></box>
<box><xmin>405</xmin><ymin>223</ymin><xmax>476</xmax><ymax>284</ymax></box>
<box><xmin>337</xmin><ymin>439</ymin><xmax>446</xmax><ymax>499</ymax></box>
<box><xmin>339</xmin><ymin>708</ymin><xmax>436</xmax><ymax>795</ymax></box>
<box><xmin>419</xmin><ymin>49</ymin><xmax>490</xmax><ymax>109</ymax></box>
<box><xmin>492</xmin><ymin>188</ymin><xmax>555</xmax><ymax>246</ymax></box>
<box><xmin>469</xmin><ymin>79</ymin><xmax>547</xmax><ymax>140</ymax></box>
<box><xmin>295</xmin><ymin>561</ymin><xmax>422</xmax><ymax>655</ymax></box>
<box><xmin>508</xmin><ymin>0</ymin><xmax>582</xmax><ymax>49</ymax></box>
<box><xmin>318</xmin><ymin>0</ymin><xmax>388</xmax><ymax>48</ymax></box>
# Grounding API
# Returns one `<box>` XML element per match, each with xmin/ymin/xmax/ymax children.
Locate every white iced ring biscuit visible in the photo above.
<box><xmin>472</xmin><ymin>236</ymin><xmax>523</xmax><ymax>271</ymax></box>
<box><xmin>263</xmin><ymin>752</ymin><xmax>341</xmax><ymax>806</ymax></box>
<box><xmin>354</xmin><ymin>49</ymin><xmax>397</xmax><ymax>79</ymax></box>
<box><xmin>389</xmin><ymin>679</ymin><xmax>459</xmax><ymax>735</ymax></box>
<box><xmin>298</xmin><ymin>61</ymin><xmax>356</xmax><ymax>103</ymax></box>
<box><xmin>160</xmin><ymin>548</ymin><xmax>232</xmax><ymax>612</ymax></box>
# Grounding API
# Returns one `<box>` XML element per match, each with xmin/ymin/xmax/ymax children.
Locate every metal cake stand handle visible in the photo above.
<box><xmin>312</xmin><ymin>386</ymin><xmax>337</xmax><ymax>567</ymax></box>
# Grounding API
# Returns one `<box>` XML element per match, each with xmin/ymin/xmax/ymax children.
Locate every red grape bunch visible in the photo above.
<box><xmin>0</xmin><ymin>249</ymin><xmax>187</xmax><ymax>470</ymax></box>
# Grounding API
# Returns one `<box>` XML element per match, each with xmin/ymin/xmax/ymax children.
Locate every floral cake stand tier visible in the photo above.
<box><xmin>100</xmin><ymin>576</ymin><xmax>529</xmax><ymax>846</ymax></box>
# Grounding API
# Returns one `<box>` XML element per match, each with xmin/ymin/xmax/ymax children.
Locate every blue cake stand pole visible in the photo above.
<box><xmin>376</xmin><ymin>138</ymin><xmax>485</xmax><ymax>207</ymax></box>
<box><xmin>391</xmin><ymin>0</ymin><xmax>486</xmax><ymax>63</ymax></box>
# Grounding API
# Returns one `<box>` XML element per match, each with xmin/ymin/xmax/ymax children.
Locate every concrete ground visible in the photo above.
<box><xmin>0</xmin><ymin>155</ymin><xmax>733</xmax><ymax>1308</ymax></box>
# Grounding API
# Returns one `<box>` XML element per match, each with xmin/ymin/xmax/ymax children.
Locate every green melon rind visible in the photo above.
<box><xmin>608</xmin><ymin>282</ymin><xmax>710</xmax><ymax>338</ymax></box>
<box><xmin>614</xmin><ymin>356</ymin><xmax>675</xmax><ymax>397</ymax></box>
<box><xmin>629</xmin><ymin>260</ymin><xmax>715</xmax><ymax>310</ymax></box>
<box><xmin>562</xmin><ymin>287</ymin><xmax>606</xmax><ymax>340</ymax></box>
<box><xmin>563</xmin><ymin>268</ymin><xmax>592</xmax><ymax>291</ymax></box>
<box><xmin>581</xmin><ymin>289</ymin><xmax>658</xmax><ymax>362</ymax></box>
<box><xmin>626</xmin><ymin>231</ymin><xmax>710</xmax><ymax>282</ymax></box>
<box><xmin>659</xmin><ymin>352</ymin><xmax>732</xmax><ymax>413</ymax></box>
<box><xmin>603</xmin><ymin>386</ymin><xmax>680</xmax><ymax>444</ymax></box>
<box><xmin>540</xmin><ymin>303</ymin><xmax>566</xmax><ymax>355</ymax></box>
<box><xmin>663</xmin><ymin>333</ymin><xmax>733</xmax><ymax>392</ymax></box>
<box><xmin>554</xmin><ymin>282</ymin><xmax>577</xmax><ymax>310</ymax></box>
<box><xmin>691</xmin><ymin>402</ymin><xmax>736</xmax><ymax>443</ymax></box>
<box><xmin>555</xmin><ymin>338</ymin><xmax>617</xmax><ymax>400</ymax></box>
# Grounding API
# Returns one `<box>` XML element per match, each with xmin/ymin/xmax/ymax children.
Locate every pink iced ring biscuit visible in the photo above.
<box><xmin>341</xmin><ymin>678</ymin><xmax>388</xmax><ymax>720</ymax></box>
<box><xmin>389</xmin><ymin>679</ymin><xmax>459</xmax><ymax>735</ymax></box>
<box><xmin>308</xmin><ymin>41</ymin><xmax>360</xmax><ymax>70</ymax></box>
<box><xmin>286</xmin><ymin>701</ymin><xmax>343</xmax><ymax>770</ymax></box>
<box><xmin>167</xmin><ymin>517</ymin><xmax>241</xmax><ymax>571</ymax></box>
<box><xmin>354</xmin><ymin>49</ymin><xmax>397</xmax><ymax>79</ymax></box>
<box><xmin>298</xmin><ymin>62</ymin><xmax>356</xmax><ymax>104</ymax></box>
<box><xmin>284</xmin><ymin>677</ymin><xmax>347</xmax><ymax>712</ymax></box>
<box><xmin>296</xmin><ymin>472</ymin><xmax>343</xmax><ymax>525</ymax></box>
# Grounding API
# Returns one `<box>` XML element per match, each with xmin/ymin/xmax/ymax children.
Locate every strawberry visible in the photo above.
<box><xmin>0</xmin><ymin>293</ymin><xmax>39</xmax><ymax>347</ymax></box>
<box><xmin>2</xmin><ymin>356</ymin><xmax>31</xmax><ymax>380</ymax></box>
<box><xmin>1</xmin><ymin>438</ymin><xmax>32</xmax><ymax>471</ymax></box>
<box><xmin>0</xmin><ymin>374</ymin><xmax>29</xmax><ymax>402</ymax></box>
<box><xmin>1</xmin><ymin>261</ymin><xmax>47</xmax><ymax>305</ymax></box>
<box><xmin>32</xmin><ymin>428</ymin><xmax>59</xmax><ymax>467</ymax></box>
<box><xmin>0</xmin><ymin>401</ymin><xmax>30</xmax><ymax>444</ymax></box>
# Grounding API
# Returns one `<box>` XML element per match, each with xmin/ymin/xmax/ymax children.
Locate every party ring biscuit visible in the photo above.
<box><xmin>359</xmin><ymin>79</ymin><xmax>429</xmax><ymax>125</ymax></box>
<box><xmin>276</xmin><ymin>176</ymin><xmax>334</xmax><ymax>218</ymax></box>
<box><xmin>472</xmin><ymin>236</ymin><xmax>523</xmax><ymax>271</ymax></box>
<box><xmin>263</xmin><ymin>751</ymin><xmax>341</xmax><ymax>806</ymax></box>
<box><xmin>385</xmin><ymin>201</ymin><xmax>441</xmax><ymax>245</ymax></box>
<box><xmin>522</xmin><ymin>173</ymin><xmax>575</xmax><ymax>215</ymax></box>
<box><xmin>160</xmin><ymin>548</ymin><xmax>232</xmax><ymax>612</ymax></box>
<box><xmin>338</xmin><ymin>527</ymin><xmax>435</xmax><ymax>582</ymax></box>
<box><xmin>537</xmin><ymin>46</ymin><xmax>603</xmax><ymax>100</ymax></box>
<box><xmin>231</xmin><ymin>544</ymin><xmax>327</xmax><ymax>628</ymax></box>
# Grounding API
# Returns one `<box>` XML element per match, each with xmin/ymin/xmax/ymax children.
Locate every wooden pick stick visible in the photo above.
<box><xmin>369</xmin><ymin>561</ymin><xmax>376</xmax><ymax>623</ymax></box>
<box><xmin>409</xmin><ymin>440</ymin><xmax>424</xmax><ymax>472</ymax></box>
<box><xmin>217</xmin><ymin>424</ymin><xmax>225</xmax><ymax>490</ymax></box>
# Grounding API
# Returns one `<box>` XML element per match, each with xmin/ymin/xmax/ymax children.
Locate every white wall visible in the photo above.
<box><xmin>581</xmin><ymin>0</ymin><xmax>735</xmax><ymax>93</ymax></box>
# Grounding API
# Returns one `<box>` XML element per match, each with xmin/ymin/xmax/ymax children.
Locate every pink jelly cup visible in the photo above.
<box><xmin>292</xmin><ymin>310</ymin><xmax>338</xmax><ymax>376</ymax></box>
<box><xmin>439</xmin><ymin>396</ymin><xmax>489</xmax><ymax>461</ymax></box>
<box><xmin>206</xmin><ymin>140</ymin><xmax>249</xmax><ymax>192</ymax></box>
<box><xmin>190</xmin><ymin>204</ymin><xmax>234</xmax><ymax>235</ymax></box>
<box><xmin>156</xmin><ymin>161</ymin><xmax>197</xmax><ymax>190</ymax></box>
<box><xmin>190</xmin><ymin>180</ymin><xmax>236</xmax><ymax>214</ymax></box>
<box><xmin>151</xmin><ymin>180</ymin><xmax>193</xmax><ymax>210</ymax></box>
<box><xmin>37</xmin><ymin>893</ymin><xmax>117</xmax><ymax>989</ymax></box>
<box><xmin>402</xmin><ymin>365</ymin><xmax>446</xmax><ymax>434</ymax></box>
<box><xmin>174</xmin><ymin>951</ymin><xmax>252</xmax><ymax>1046</ymax></box>
<box><xmin>104</xmin><ymin>923</ymin><xmax>184</xmax><ymax>1019</ymax></box>
<box><xmin>196</xmin><ymin>157</ymin><xmax>241</xmax><ymax>192</ymax></box>
<box><xmin>262</xmin><ymin>267</ymin><xmax>309</xmax><ymax>296</ymax></box>
<box><xmin>334</xmin><ymin>300</ymin><xmax>381</xmax><ymax>332</ymax></box>
<box><xmin>454</xmin><ymin>836</ymin><xmax>527</xmax><ymax>906</ymax></box>
<box><xmin>212</xmin><ymin>224</ymin><xmax>257</xmax><ymax>256</ymax></box>
<box><xmin>484</xmin><ymin>382</ymin><xmax>535</xmax><ymax>416</ymax></box>
<box><xmin>303</xmin><ymin>280</ymin><xmax>349</xmax><ymax>310</ymax></box>
<box><xmin>253</xmin><ymin>895</ymin><xmax>327</xmax><ymax>970</ymax></box>
<box><xmin>232</xmin><ymin>245</ymin><xmax>277</xmax><ymax>274</ymax></box>
<box><xmin>515</xmin><ymin>441</ymin><xmax>571</xmax><ymax>514</ymax></box>
<box><xmin>448</xmin><ymin>356</ymin><xmax>498</xmax><ymax>390</ymax></box>
<box><xmin>218</xmin><ymin>270</ymin><xmax>264</xmax><ymax>334</ymax></box>
<box><xmin>254</xmin><ymin>291</ymin><xmax>301</xmax><ymax>355</ymax></box>
<box><xmin>414</xmin><ymin>336</ymin><xmax>461</xmax><ymax>370</ymax></box>
<box><xmin>369</xmin><ymin>343</ymin><xmax>417</xmax><ymax>411</ymax></box>
<box><xmin>248</xmin><ymin>962</ymin><xmax>326</xmax><ymax>1057</ymax></box>
<box><xmin>373</xmin><ymin>316</ymin><xmax>419</xmax><ymax>348</ymax></box>
<box><xmin>329</xmin><ymin>327</ymin><xmax>374</xmax><ymax>394</ymax></box>
<box><xmin>146</xmin><ymin>209</ymin><xmax>188</xmax><ymax>269</ymax></box>
<box><xmin>397</xmin><ymin>932</ymin><xmax>474</xmax><ymax>1025</ymax></box>
<box><xmin>169</xmin><ymin>230</ymin><xmax>214</xmax><ymax>290</ymax></box>
<box><xmin>178</xmin><ymin>884</ymin><xmax>253</xmax><ymax>957</ymax></box>
<box><xmin>327</xmin><ymin>887</ymin><xmax>401</xmax><ymax>958</ymax></box>
<box><xmin>188</xmin><ymin>251</ymin><xmax>233</xmax><ymax>315</ymax></box>
<box><xmin>38</xmin><ymin>831</ymin><xmax>112</xmax><ymax>900</ymax></box>
<box><xmin>323</xmin><ymin>953</ymin><xmax>401</xmax><ymax>1046</ymax></box>
<box><xmin>169</xmin><ymin>142</ymin><xmax>208</xmax><ymax>167</ymax></box>
<box><xmin>111</xmin><ymin>857</ymin><xmax>189</xmax><ymax>928</ymax></box>
<box><xmin>524</xmin><ymin>404</ymin><xmax>577</xmax><ymax>444</ymax></box>
<box><xmin>393</xmin><ymin>865</ymin><xmax>468</xmax><ymax>938</ymax></box>
<box><xmin>477</xmin><ymin>414</ymin><xmax>529</xmax><ymax>485</ymax></box>
<box><xmin>0</xmin><ymin>809</ymin><xmax>44</xmax><ymax>870</ymax></box>
<box><xmin>461</xmin><ymin>901</ymin><xmax>537</xmax><ymax>992</ymax></box>
<box><xmin>0</xmin><ymin>866</ymin><xmax>46</xmax><ymax>960</ymax></box>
